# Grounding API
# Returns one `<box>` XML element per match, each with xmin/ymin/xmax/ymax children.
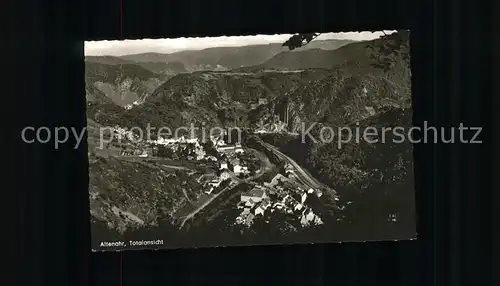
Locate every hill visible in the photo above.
<box><xmin>85</xmin><ymin>81</ymin><xmax>113</xmax><ymax>105</ymax></box>
<box><xmin>87</xmin><ymin>33</ymin><xmax>410</xmax><ymax>133</ymax></box>
<box><xmin>88</xmin><ymin>155</ymin><xmax>204</xmax><ymax>233</ymax></box>
<box><xmin>86</xmin><ymin>69</ymin><xmax>332</xmax><ymax>132</ymax></box>
<box><xmin>243</xmin><ymin>38</ymin><xmax>377</xmax><ymax>71</ymax></box>
<box><xmin>85</xmin><ymin>56</ymin><xmax>135</xmax><ymax>65</ymax></box>
<box><xmin>136</xmin><ymin>61</ymin><xmax>187</xmax><ymax>74</ymax></box>
<box><xmin>86</xmin><ymin>56</ymin><xmax>188</xmax><ymax>75</ymax></box>
<box><xmin>119</xmin><ymin>39</ymin><xmax>354</xmax><ymax>71</ymax></box>
<box><xmin>86</xmin><ymin>31</ymin><xmax>414</xmax><ymax>240</ymax></box>
<box><xmin>85</xmin><ymin>62</ymin><xmax>168</xmax><ymax>106</ymax></box>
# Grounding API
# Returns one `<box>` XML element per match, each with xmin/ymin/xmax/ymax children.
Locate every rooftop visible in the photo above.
<box><xmin>218</xmin><ymin>145</ymin><xmax>236</xmax><ymax>150</ymax></box>
<box><xmin>242</xmin><ymin>187</ymin><xmax>265</xmax><ymax>198</ymax></box>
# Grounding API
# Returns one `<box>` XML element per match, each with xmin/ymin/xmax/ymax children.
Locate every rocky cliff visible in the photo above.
<box><xmin>85</xmin><ymin>62</ymin><xmax>168</xmax><ymax>106</ymax></box>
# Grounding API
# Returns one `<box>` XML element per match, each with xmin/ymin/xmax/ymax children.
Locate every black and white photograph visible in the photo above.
<box><xmin>85</xmin><ymin>30</ymin><xmax>416</xmax><ymax>251</ymax></box>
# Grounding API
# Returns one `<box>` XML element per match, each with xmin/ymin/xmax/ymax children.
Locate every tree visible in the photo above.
<box><xmin>282</xmin><ymin>33</ymin><xmax>321</xmax><ymax>50</ymax></box>
<box><xmin>201</xmin><ymin>140</ymin><xmax>218</xmax><ymax>157</ymax></box>
<box><xmin>283</xmin><ymin>30</ymin><xmax>410</xmax><ymax>72</ymax></box>
<box><xmin>156</xmin><ymin>145</ymin><xmax>174</xmax><ymax>158</ymax></box>
<box><xmin>365</xmin><ymin>30</ymin><xmax>410</xmax><ymax>72</ymax></box>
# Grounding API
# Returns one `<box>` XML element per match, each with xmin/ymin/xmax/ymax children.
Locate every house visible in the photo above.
<box><xmin>281</xmin><ymin>194</ymin><xmax>291</xmax><ymax>203</ymax></box>
<box><xmin>219</xmin><ymin>162</ymin><xmax>228</xmax><ymax>170</ymax></box>
<box><xmin>185</xmin><ymin>138</ymin><xmax>199</xmax><ymax>144</ymax></box>
<box><xmin>314</xmin><ymin>216</ymin><xmax>324</xmax><ymax>225</ymax></box>
<box><xmin>255</xmin><ymin>198</ymin><xmax>272</xmax><ymax>216</ymax></box>
<box><xmin>241</xmin><ymin>187</ymin><xmax>266</xmax><ymax>203</ymax></box>
<box><xmin>215</xmin><ymin>139</ymin><xmax>226</xmax><ymax>147</ymax></box>
<box><xmin>234</xmin><ymin>164</ymin><xmax>242</xmax><ymax>174</ymax></box>
<box><xmin>230</xmin><ymin>158</ymin><xmax>240</xmax><ymax>166</ymax></box>
<box><xmin>156</xmin><ymin>136</ymin><xmax>180</xmax><ymax>145</ymax></box>
<box><xmin>261</xmin><ymin>199</ymin><xmax>271</xmax><ymax>210</ymax></box>
<box><xmin>208</xmin><ymin>179</ymin><xmax>220</xmax><ymax>186</ymax></box>
<box><xmin>255</xmin><ymin>129</ymin><xmax>267</xmax><ymax>134</ymax></box>
<box><xmin>306</xmin><ymin>211</ymin><xmax>315</xmax><ymax>222</ymax></box>
<box><xmin>210</xmin><ymin>135</ymin><xmax>218</xmax><ymax>145</ymax></box>
<box><xmin>206</xmin><ymin>178</ymin><xmax>223</xmax><ymax>194</ymax></box>
<box><xmin>294</xmin><ymin>203</ymin><xmax>303</xmax><ymax>211</ymax></box>
<box><xmin>235</xmin><ymin>216</ymin><xmax>244</xmax><ymax>224</ymax></box>
<box><xmin>254</xmin><ymin>206</ymin><xmax>265</xmax><ymax>216</ymax></box>
<box><xmin>315</xmin><ymin>189</ymin><xmax>323</xmax><ymax>198</ymax></box>
<box><xmin>301</xmin><ymin>193</ymin><xmax>308</xmax><ymax>204</ymax></box>
<box><xmin>285</xmin><ymin>164</ymin><xmax>295</xmax><ymax>177</ymax></box>
<box><xmin>220</xmin><ymin>171</ymin><xmax>231</xmax><ymax>180</ymax></box>
<box><xmin>307</xmin><ymin>188</ymin><xmax>314</xmax><ymax>194</ymax></box>
<box><xmin>208</xmin><ymin>179</ymin><xmax>221</xmax><ymax>189</ymax></box>
<box><xmin>231</xmin><ymin>158</ymin><xmax>247</xmax><ymax>174</ymax></box>
<box><xmin>217</xmin><ymin>145</ymin><xmax>235</xmax><ymax>153</ymax></box>
<box><xmin>196</xmin><ymin>174</ymin><xmax>206</xmax><ymax>183</ymax></box>
<box><xmin>206</xmin><ymin>180</ymin><xmax>219</xmax><ymax>194</ymax></box>
<box><xmin>234</xmin><ymin>163</ymin><xmax>249</xmax><ymax>175</ymax></box>
<box><xmin>258</xmin><ymin>97</ymin><xmax>268</xmax><ymax>105</ymax></box>
<box><xmin>274</xmin><ymin>202</ymin><xmax>285</xmax><ymax>210</ymax></box>
<box><xmin>300</xmin><ymin>215</ymin><xmax>308</xmax><ymax>226</ymax></box>
<box><xmin>244</xmin><ymin>200</ymin><xmax>255</xmax><ymax>209</ymax></box>
<box><xmin>194</xmin><ymin>147</ymin><xmax>205</xmax><ymax>160</ymax></box>
<box><xmin>245</xmin><ymin>213</ymin><xmax>255</xmax><ymax>225</ymax></box>
<box><xmin>264</xmin><ymin>174</ymin><xmax>289</xmax><ymax>188</ymax></box>
<box><xmin>236</xmin><ymin>201</ymin><xmax>245</xmax><ymax>209</ymax></box>
<box><xmin>234</xmin><ymin>143</ymin><xmax>244</xmax><ymax>154</ymax></box>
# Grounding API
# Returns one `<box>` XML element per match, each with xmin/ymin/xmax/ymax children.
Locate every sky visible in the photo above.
<box><xmin>85</xmin><ymin>31</ymin><xmax>396</xmax><ymax>56</ymax></box>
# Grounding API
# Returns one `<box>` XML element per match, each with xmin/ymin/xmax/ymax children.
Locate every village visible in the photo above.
<box><xmin>94</xmin><ymin>125</ymin><xmax>327</xmax><ymax>230</ymax></box>
<box><xmin>101</xmin><ymin>126</ymin><xmax>257</xmax><ymax>193</ymax></box>
<box><xmin>235</xmin><ymin>168</ymin><xmax>325</xmax><ymax>228</ymax></box>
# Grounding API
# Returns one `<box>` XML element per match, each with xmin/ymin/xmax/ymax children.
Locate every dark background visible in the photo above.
<box><xmin>6</xmin><ymin>0</ymin><xmax>493</xmax><ymax>285</ymax></box>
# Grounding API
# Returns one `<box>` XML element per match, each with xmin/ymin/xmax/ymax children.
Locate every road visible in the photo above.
<box><xmin>179</xmin><ymin>182</ymin><xmax>237</xmax><ymax>228</ymax></box>
<box><xmin>178</xmin><ymin>149</ymin><xmax>275</xmax><ymax>228</ymax></box>
<box><xmin>256</xmin><ymin>137</ymin><xmax>342</xmax><ymax>220</ymax></box>
<box><xmin>177</xmin><ymin>137</ymin><xmax>336</xmax><ymax>229</ymax></box>
<box><xmin>124</xmin><ymin>139</ymin><xmax>327</xmax><ymax>229</ymax></box>
<box><xmin>255</xmin><ymin>137</ymin><xmax>325</xmax><ymax>190</ymax></box>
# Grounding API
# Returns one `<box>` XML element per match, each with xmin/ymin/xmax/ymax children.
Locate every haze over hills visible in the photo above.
<box><xmin>243</xmin><ymin>38</ymin><xmax>378</xmax><ymax>71</ymax></box>
<box><xmin>116</xmin><ymin>39</ymin><xmax>355</xmax><ymax>71</ymax></box>
<box><xmin>84</xmin><ymin>38</ymin><xmax>358</xmax><ymax>108</ymax></box>
<box><xmin>85</xmin><ymin>56</ymin><xmax>133</xmax><ymax>65</ymax></box>
<box><xmin>85</xmin><ymin>31</ymin><xmax>415</xmax><ymax>248</ymax></box>
<box><xmin>85</xmin><ymin>57</ymin><xmax>188</xmax><ymax>75</ymax></box>
<box><xmin>85</xmin><ymin>38</ymin><xmax>366</xmax><ymax>75</ymax></box>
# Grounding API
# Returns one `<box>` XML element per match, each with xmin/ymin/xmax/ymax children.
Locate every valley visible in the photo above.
<box><xmin>86</xmin><ymin>31</ymin><xmax>416</xmax><ymax>250</ymax></box>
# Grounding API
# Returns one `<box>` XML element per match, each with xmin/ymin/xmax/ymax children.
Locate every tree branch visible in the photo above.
<box><xmin>282</xmin><ymin>33</ymin><xmax>322</xmax><ymax>50</ymax></box>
